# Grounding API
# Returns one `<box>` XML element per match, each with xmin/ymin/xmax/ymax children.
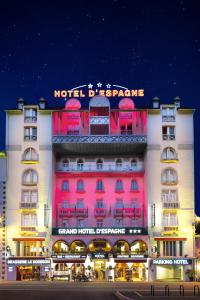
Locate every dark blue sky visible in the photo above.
<box><xmin>0</xmin><ymin>0</ymin><xmax>200</xmax><ymax>213</ymax></box>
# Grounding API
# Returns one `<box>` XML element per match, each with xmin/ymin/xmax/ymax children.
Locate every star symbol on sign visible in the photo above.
<box><xmin>129</xmin><ymin>229</ymin><xmax>133</xmax><ymax>233</ymax></box>
<box><xmin>88</xmin><ymin>83</ymin><xmax>93</xmax><ymax>89</ymax></box>
<box><xmin>97</xmin><ymin>82</ymin><xmax>102</xmax><ymax>88</ymax></box>
<box><xmin>106</xmin><ymin>83</ymin><xmax>111</xmax><ymax>89</ymax></box>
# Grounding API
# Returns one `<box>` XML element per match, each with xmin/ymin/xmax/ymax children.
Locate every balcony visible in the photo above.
<box><xmin>55</xmin><ymin>162</ymin><xmax>144</xmax><ymax>173</ymax></box>
<box><xmin>24</xmin><ymin>116</ymin><xmax>37</xmax><ymax>123</ymax></box>
<box><xmin>24</xmin><ymin>135</ymin><xmax>37</xmax><ymax>141</ymax></box>
<box><xmin>162</xmin><ymin>134</ymin><xmax>175</xmax><ymax>141</ymax></box>
<box><xmin>162</xmin><ymin>116</ymin><xmax>175</xmax><ymax>122</ymax></box>
<box><xmin>162</xmin><ymin>202</ymin><xmax>180</xmax><ymax>209</ymax></box>
<box><xmin>75</xmin><ymin>208</ymin><xmax>88</xmax><ymax>218</ymax></box>
<box><xmin>58</xmin><ymin>208</ymin><xmax>76</xmax><ymax>218</ymax></box>
<box><xmin>21</xmin><ymin>226</ymin><xmax>37</xmax><ymax>232</ymax></box>
<box><xmin>113</xmin><ymin>208</ymin><xmax>124</xmax><ymax>217</ymax></box>
<box><xmin>94</xmin><ymin>208</ymin><xmax>107</xmax><ymax>218</ymax></box>
<box><xmin>163</xmin><ymin>226</ymin><xmax>178</xmax><ymax>232</ymax></box>
<box><xmin>123</xmin><ymin>208</ymin><xmax>142</xmax><ymax>218</ymax></box>
<box><xmin>20</xmin><ymin>202</ymin><xmax>38</xmax><ymax>209</ymax></box>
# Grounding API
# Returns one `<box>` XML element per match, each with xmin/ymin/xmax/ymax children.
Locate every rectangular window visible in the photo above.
<box><xmin>163</xmin><ymin>241</ymin><xmax>177</xmax><ymax>257</ymax></box>
<box><xmin>96</xmin><ymin>199</ymin><xmax>104</xmax><ymax>208</ymax></box>
<box><xmin>96</xmin><ymin>180</ymin><xmax>104</xmax><ymax>191</ymax></box>
<box><xmin>77</xmin><ymin>199</ymin><xmax>84</xmax><ymax>208</ymax></box>
<box><xmin>97</xmin><ymin>219</ymin><xmax>103</xmax><ymax>228</ymax></box>
<box><xmin>163</xmin><ymin>213</ymin><xmax>178</xmax><ymax>226</ymax></box>
<box><xmin>162</xmin><ymin>190</ymin><xmax>179</xmax><ymax>208</ymax></box>
<box><xmin>116</xmin><ymin>198</ymin><xmax>123</xmax><ymax>208</ymax></box>
<box><xmin>162</xmin><ymin>108</ymin><xmax>175</xmax><ymax>122</ymax></box>
<box><xmin>24</xmin><ymin>127</ymin><xmax>37</xmax><ymax>141</ymax></box>
<box><xmin>77</xmin><ymin>219</ymin><xmax>85</xmax><ymax>228</ymax></box>
<box><xmin>21</xmin><ymin>214</ymin><xmax>37</xmax><ymax>227</ymax></box>
<box><xmin>21</xmin><ymin>190</ymin><xmax>38</xmax><ymax>208</ymax></box>
<box><xmin>115</xmin><ymin>218</ymin><xmax>123</xmax><ymax>227</ymax></box>
<box><xmin>162</xmin><ymin>126</ymin><xmax>175</xmax><ymax>141</ymax></box>
<box><xmin>24</xmin><ymin>108</ymin><xmax>37</xmax><ymax>122</ymax></box>
<box><xmin>179</xmin><ymin>241</ymin><xmax>183</xmax><ymax>256</ymax></box>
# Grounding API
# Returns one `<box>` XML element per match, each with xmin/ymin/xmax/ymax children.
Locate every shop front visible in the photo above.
<box><xmin>7</xmin><ymin>258</ymin><xmax>51</xmax><ymax>281</ymax></box>
<box><xmin>149</xmin><ymin>258</ymin><xmax>194</xmax><ymax>281</ymax></box>
<box><xmin>114</xmin><ymin>262</ymin><xmax>147</xmax><ymax>281</ymax></box>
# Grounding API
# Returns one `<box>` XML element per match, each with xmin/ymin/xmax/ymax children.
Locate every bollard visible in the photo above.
<box><xmin>165</xmin><ymin>285</ymin><xmax>169</xmax><ymax>296</ymax></box>
<box><xmin>179</xmin><ymin>285</ymin><xmax>184</xmax><ymax>296</ymax></box>
<box><xmin>151</xmin><ymin>285</ymin><xmax>155</xmax><ymax>296</ymax></box>
<box><xmin>194</xmin><ymin>285</ymin><xmax>200</xmax><ymax>296</ymax></box>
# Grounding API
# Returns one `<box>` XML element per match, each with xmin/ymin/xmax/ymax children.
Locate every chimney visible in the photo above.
<box><xmin>38</xmin><ymin>97</ymin><xmax>47</xmax><ymax>109</ymax></box>
<box><xmin>17</xmin><ymin>98</ymin><xmax>25</xmax><ymax>110</ymax></box>
<box><xmin>152</xmin><ymin>96</ymin><xmax>160</xmax><ymax>109</ymax></box>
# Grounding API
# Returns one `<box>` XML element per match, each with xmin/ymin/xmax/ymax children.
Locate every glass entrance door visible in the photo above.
<box><xmin>94</xmin><ymin>259</ymin><xmax>106</xmax><ymax>280</ymax></box>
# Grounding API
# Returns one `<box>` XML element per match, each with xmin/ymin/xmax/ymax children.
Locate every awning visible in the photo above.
<box><xmin>154</xmin><ymin>237</ymin><xmax>187</xmax><ymax>241</ymax></box>
<box><xmin>13</xmin><ymin>238</ymin><xmax>45</xmax><ymax>241</ymax></box>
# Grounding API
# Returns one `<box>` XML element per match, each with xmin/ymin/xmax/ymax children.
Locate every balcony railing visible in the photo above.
<box><xmin>94</xmin><ymin>208</ymin><xmax>107</xmax><ymax>218</ymax></box>
<box><xmin>163</xmin><ymin>226</ymin><xmax>178</xmax><ymax>231</ymax></box>
<box><xmin>21</xmin><ymin>226</ymin><xmax>37</xmax><ymax>232</ymax></box>
<box><xmin>75</xmin><ymin>208</ymin><xmax>88</xmax><ymax>217</ymax></box>
<box><xmin>162</xmin><ymin>134</ymin><xmax>175</xmax><ymax>141</ymax></box>
<box><xmin>56</xmin><ymin>163</ymin><xmax>144</xmax><ymax>173</ymax></box>
<box><xmin>24</xmin><ymin>116</ymin><xmax>37</xmax><ymax>123</ymax></box>
<box><xmin>59</xmin><ymin>208</ymin><xmax>76</xmax><ymax>218</ymax></box>
<box><xmin>123</xmin><ymin>208</ymin><xmax>142</xmax><ymax>218</ymax></box>
<box><xmin>20</xmin><ymin>202</ymin><xmax>38</xmax><ymax>209</ymax></box>
<box><xmin>162</xmin><ymin>202</ymin><xmax>179</xmax><ymax>209</ymax></box>
<box><xmin>24</xmin><ymin>135</ymin><xmax>37</xmax><ymax>141</ymax></box>
<box><xmin>162</xmin><ymin>116</ymin><xmax>175</xmax><ymax>122</ymax></box>
<box><xmin>113</xmin><ymin>208</ymin><xmax>124</xmax><ymax>217</ymax></box>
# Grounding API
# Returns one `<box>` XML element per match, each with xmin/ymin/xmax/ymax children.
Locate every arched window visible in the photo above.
<box><xmin>96</xmin><ymin>159</ymin><xmax>103</xmax><ymax>170</ymax></box>
<box><xmin>22</xmin><ymin>169</ymin><xmax>38</xmax><ymax>185</ymax></box>
<box><xmin>161</xmin><ymin>168</ymin><xmax>178</xmax><ymax>185</ymax></box>
<box><xmin>96</xmin><ymin>180</ymin><xmax>104</xmax><ymax>191</ymax></box>
<box><xmin>131</xmin><ymin>240</ymin><xmax>147</xmax><ymax>255</ymax></box>
<box><xmin>116</xmin><ymin>159</ymin><xmax>122</xmax><ymax>169</ymax></box>
<box><xmin>23</xmin><ymin>148</ymin><xmax>38</xmax><ymax>161</ymax></box>
<box><xmin>52</xmin><ymin>241</ymin><xmax>69</xmax><ymax>254</ymax></box>
<box><xmin>77</xmin><ymin>159</ymin><xmax>84</xmax><ymax>170</ymax></box>
<box><xmin>113</xmin><ymin>240</ymin><xmax>129</xmax><ymax>254</ymax></box>
<box><xmin>77</xmin><ymin>179</ymin><xmax>84</xmax><ymax>192</ymax></box>
<box><xmin>161</xmin><ymin>147</ymin><xmax>177</xmax><ymax>160</ymax></box>
<box><xmin>116</xmin><ymin>179</ymin><xmax>123</xmax><ymax>192</ymax></box>
<box><xmin>70</xmin><ymin>240</ymin><xmax>86</xmax><ymax>253</ymax></box>
<box><xmin>63</xmin><ymin>159</ymin><xmax>69</xmax><ymax>169</ymax></box>
<box><xmin>130</xmin><ymin>180</ymin><xmax>139</xmax><ymax>191</ymax></box>
<box><xmin>62</xmin><ymin>180</ymin><xmax>69</xmax><ymax>191</ymax></box>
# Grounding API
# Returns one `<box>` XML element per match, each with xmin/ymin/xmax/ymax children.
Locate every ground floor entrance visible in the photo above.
<box><xmin>115</xmin><ymin>263</ymin><xmax>146</xmax><ymax>281</ymax></box>
<box><xmin>94</xmin><ymin>259</ymin><xmax>106</xmax><ymax>280</ymax></box>
<box><xmin>16</xmin><ymin>266</ymin><xmax>40</xmax><ymax>281</ymax></box>
<box><xmin>156</xmin><ymin>265</ymin><xmax>183</xmax><ymax>281</ymax></box>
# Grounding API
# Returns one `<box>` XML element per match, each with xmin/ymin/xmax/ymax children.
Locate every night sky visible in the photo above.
<box><xmin>0</xmin><ymin>0</ymin><xmax>200</xmax><ymax>213</ymax></box>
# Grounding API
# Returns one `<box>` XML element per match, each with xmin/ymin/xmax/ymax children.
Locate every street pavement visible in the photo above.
<box><xmin>0</xmin><ymin>281</ymin><xmax>200</xmax><ymax>300</ymax></box>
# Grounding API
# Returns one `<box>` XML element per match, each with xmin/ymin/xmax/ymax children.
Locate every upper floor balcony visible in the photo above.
<box><xmin>52</xmin><ymin>110</ymin><xmax>147</xmax><ymax>155</ymax></box>
<box><xmin>55</xmin><ymin>162</ymin><xmax>144</xmax><ymax>173</ymax></box>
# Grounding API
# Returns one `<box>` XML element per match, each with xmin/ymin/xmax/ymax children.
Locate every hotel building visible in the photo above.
<box><xmin>4</xmin><ymin>95</ymin><xmax>195</xmax><ymax>281</ymax></box>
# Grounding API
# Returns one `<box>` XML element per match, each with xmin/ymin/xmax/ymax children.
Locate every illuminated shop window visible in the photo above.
<box><xmin>162</xmin><ymin>126</ymin><xmax>175</xmax><ymax>141</ymax></box>
<box><xmin>161</xmin><ymin>147</ymin><xmax>177</xmax><ymax>160</ymax></box>
<box><xmin>53</xmin><ymin>241</ymin><xmax>69</xmax><ymax>254</ymax></box>
<box><xmin>23</xmin><ymin>242</ymin><xmax>42</xmax><ymax>256</ymax></box>
<box><xmin>115</xmin><ymin>180</ymin><xmax>123</xmax><ymax>192</ymax></box>
<box><xmin>88</xmin><ymin>240</ymin><xmax>111</xmax><ymax>252</ymax></box>
<box><xmin>96</xmin><ymin>180</ymin><xmax>104</xmax><ymax>192</ymax></box>
<box><xmin>96</xmin><ymin>159</ymin><xmax>103</xmax><ymax>170</ymax></box>
<box><xmin>24</xmin><ymin>108</ymin><xmax>37</xmax><ymax>122</ymax></box>
<box><xmin>24</xmin><ymin>127</ymin><xmax>37</xmax><ymax>141</ymax></box>
<box><xmin>77</xmin><ymin>180</ymin><xmax>84</xmax><ymax>192</ymax></box>
<box><xmin>113</xmin><ymin>240</ymin><xmax>129</xmax><ymax>254</ymax></box>
<box><xmin>131</xmin><ymin>240</ymin><xmax>147</xmax><ymax>255</ymax></box>
<box><xmin>23</xmin><ymin>148</ymin><xmax>38</xmax><ymax>161</ymax></box>
<box><xmin>22</xmin><ymin>169</ymin><xmax>38</xmax><ymax>185</ymax></box>
<box><xmin>77</xmin><ymin>159</ymin><xmax>84</xmax><ymax>170</ymax></box>
<box><xmin>70</xmin><ymin>240</ymin><xmax>86</xmax><ymax>253</ymax></box>
<box><xmin>161</xmin><ymin>168</ymin><xmax>178</xmax><ymax>185</ymax></box>
<box><xmin>62</xmin><ymin>180</ymin><xmax>69</xmax><ymax>191</ymax></box>
<box><xmin>130</xmin><ymin>180</ymin><xmax>139</xmax><ymax>191</ymax></box>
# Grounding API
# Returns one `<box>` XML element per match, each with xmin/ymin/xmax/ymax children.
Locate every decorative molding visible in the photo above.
<box><xmin>147</xmin><ymin>144</ymin><xmax>161</xmax><ymax>150</ymax></box>
<box><xmin>39</xmin><ymin>145</ymin><xmax>52</xmax><ymax>151</ymax></box>
<box><xmin>6</xmin><ymin>145</ymin><xmax>22</xmax><ymax>151</ymax></box>
<box><xmin>178</xmin><ymin>144</ymin><xmax>193</xmax><ymax>150</ymax></box>
<box><xmin>52</xmin><ymin>135</ymin><xmax>147</xmax><ymax>144</ymax></box>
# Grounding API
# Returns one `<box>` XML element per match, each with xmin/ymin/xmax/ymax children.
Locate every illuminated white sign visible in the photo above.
<box><xmin>7</xmin><ymin>259</ymin><xmax>51</xmax><ymax>266</ymax></box>
<box><xmin>152</xmin><ymin>259</ymin><xmax>192</xmax><ymax>265</ymax></box>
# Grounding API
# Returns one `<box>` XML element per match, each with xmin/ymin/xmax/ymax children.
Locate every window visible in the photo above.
<box><xmin>163</xmin><ymin>241</ymin><xmax>177</xmax><ymax>256</ymax></box>
<box><xmin>22</xmin><ymin>169</ymin><xmax>38</xmax><ymax>185</ymax></box>
<box><xmin>97</xmin><ymin>219</ymin><xmax>103</xmax><ymax>228</ymax></box>
<box><xmin>131</xmin><ymin>159</ymin><xmax>137</xmax><ymax>167</ymax></box>
<box><xmin>63</xmin><ymin>219</ymin><xmax>69</xmax><ymax>228</ymax></box>
<box><xmin>21</xmin><ymin>190</ymin><xmax>38</xmax><ymax>208</ymax></box>
<box><xmin>77</xmin><ymin>180</ymin><xmax>84</xmax><ymax>192</ymax></box>
<box><xmin>130</xmin><ymin>180</ymin><xmax>139</xmax><ymax>191</ymax></box>
<box><xmin>116</xmin><ymin>159</ymin><xmax>122</xmax><ymax>169</ymax></box>
<box><xmin>77</xmin><ymin>199</ymin><xmax>84</xmax><ymax>208</ymax></box>
<box><xmin>116</xmin><ymin>198</ymin><xmax>123</xmax><ymax>208</ymax></box>
<box><xmin>163</xmin><ymin>213</ymin><xmax>178</xmax><ymax>226</ymax></box>
<box><xmin>162</xmin><ymin>126</ymin><xmax>175</xmax><ymax>140</ymax></box>
<box><xmin>161</xmin><ymin>190</ymin><xmax>178</xmax><ymax>208</ymax></box>
<box><xmin>96</xmin><ymin>180</ymin><xmax>104</xmax><ymax>192</ymax></box>
<box><xmin>24</xmin><ymin>127</ymin><xmax>37</xmax><ymax>141</ymax></box>
<box><xmin>115</xmin><ymin>179</ymin><xmax>123</xmax><ymax>192</ymax></box>
<box><xmin>23</xmin><ymin>148</ymin><xmax>38</xmax><ymax>161</ymax></box>
<box><xmin>62</xmin><ymin>200</ymin><xmax>69</xmax><ymax>208</ymax></box>
<box><xmin>151</xmin><ymin>204</ymin><xmax>155</xmax><ymax>227</ymax></box>
<box><xmin>77</xmin><ymin>219</ymin><xmax>85</xmax><ymax>228</ymax></box>
<box><xmin>161</xmin><ymin>147</ymin><xmax>177</xmax><ymax>160</ymax></box>
<box><xmin>96</xmin><ymin>199</ymin><xmax>104</xmax><ymax>208</ymax></box>
<box><xmin>21</xmin><ymin>213</ymin><xmax>37</xmax><ymax>227</ymax></box>
<box><xmin>63</xmin><ymin>159</ymin><xmax>69</xmax><ymax>169</ymax></box>
<box><xmin>77</xmin><ymin>159</ymin><xmax>84</xmax><ymax>170</ymax></box>
<box><xmin>115</xmin><ymin>218</ymin><xmax>123</xmax><ymax>227</ymax></box>
<box><xmin>96</xmin><ymin>159</ymin><xmax>103</xmax><ymax>170</ymax></box>
<box><xmin>162</xmin><ymin>108</ymin><xmax>175</xmax><ymax>122</ymax></box>
<box><xmin>62</xmin><ymin>180</ymin><xmax>69</xmax><ymax>191</ymax></box>
<box><xmin>24</xmin><ymin>108</ymin><xmax>37</xmax><ymax>122</ymax></box>
<box><xmin>161</xmin><ymin>168</ymin><xmax>178</xmax><ymax>185</ymax></box>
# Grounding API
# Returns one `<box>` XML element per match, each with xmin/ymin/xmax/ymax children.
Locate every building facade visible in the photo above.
<box><xmin>4</xmin><ymin>95</ymin><xmax>195</xmax><ymax>281</ymax></box>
